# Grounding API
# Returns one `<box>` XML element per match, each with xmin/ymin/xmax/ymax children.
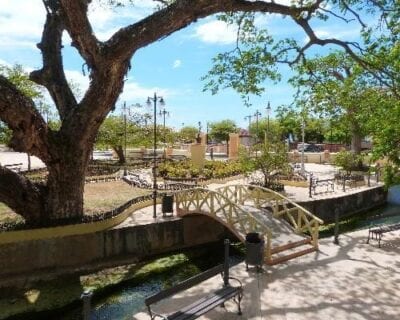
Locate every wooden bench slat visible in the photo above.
<box><xmin>145</xmin><ymin>264</ymin><xmax>224</xmax><ymax>306</ymax></box>
<box><xmin>168</xmin><ymin>286</ymin><xmax>240</xmax><ymax>320</ymax></box>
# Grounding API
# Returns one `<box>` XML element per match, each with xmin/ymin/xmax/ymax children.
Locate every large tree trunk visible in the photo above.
<box><xmin>350</xmin><ymin>122</ymin><xmax>362</xmax><ymax>154</ymax></box>
<box><xmin>113</xmin><ymin>145</ymin><xmax>126</xmax><ymax>164</ymax></box>
<box><xmin>46</xmin><ymin>145</ymin><xmax>91</xmax><ymax>222</ymax></box>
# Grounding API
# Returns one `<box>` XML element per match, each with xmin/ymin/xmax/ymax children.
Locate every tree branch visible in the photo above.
<box><xmin>30</xmin><ymin>0</ymin><xmax>77</xmax><ymax>120</ymax></box>
<box><xmin>0</xmin><ymin>76</ymin><xmax>51</xmax><ymax>162</ymax></box>
<box><xmin>0</xmin><ymin>166</ymin><xmax>46</xmax><ymax>224</ymax></box>
<box><xmin>105</xmin><ymin>0</ymin><xmax>320</xmax><ymax>61</ymax></box>
<box><xmin>60</xmin><ymin>0</ymin><xmax>102</xmax><ymax>70</ymax></box>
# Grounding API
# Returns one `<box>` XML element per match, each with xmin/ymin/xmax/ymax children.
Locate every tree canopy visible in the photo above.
<box><xmin>209</xmin><ymin>119</ymin><xmax>238</xmax><ymax>143</ymax></box>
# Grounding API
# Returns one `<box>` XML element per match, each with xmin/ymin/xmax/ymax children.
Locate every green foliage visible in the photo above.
<box><xmin>178</xmin><ymin>126</ymin><xmax>198</xmax><ymax>143</ymax></box>
<box><xmin>334</xmin><ymin>150</ymin><xmax>364</xmax><ymax>175</ymax></box>
<box><xmin>382</xmin><ymin>165</ymin><xmax>400</xmax><ymax>189</ymax></box>
<box><xmin>209</xmin><ymin>119</ymin><xmax>238</xmax><ymax>143</ymax></box>
<box><xmin>158</xmin><ymin>159</ymin><xmax>245</xmax><ymax>180</ymax></box>
<box><xmin>290</xmin><ymin>51</ymin><xmax>369</xmax><ymax>151</ymax></box>
<box><xmin>239</xmin><ymin>141</ymin><xmax>290</xmax><ymax>186</ymax></box>
<box><xmin>202</xmin><ymin>13</ymin><xmax>280</xmax><ymax>105</ymax></box>
<box><xmin>0</xmin><ymin>122</ymin><xmax>11</xmax><ymax>144</ymax></box>
<box><xmin>0</xmin><ymin>64</ymin><xmax>42</xmax><ymax>99</ymax></box>
<box><xmin>96</xmin><ymin>115</ymin><xmax>155</xmax><ymax>150</ymax></box>
<box><xmin>0</xmin><ymin>64</ymin><xmax>51</xmax><ymax>145</ymax></box>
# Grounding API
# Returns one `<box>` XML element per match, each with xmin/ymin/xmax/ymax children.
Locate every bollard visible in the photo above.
<box><xmin>333</xmin><ymin>209</ymin><xmax>340</xmax><ymax>245</ymax></box>
<box><xmin>81</xmin><ymin>290</ymin><xmax>93</xmax><ymax>320</ymax></box>
<box><xmin>223</xmin><ymin>239</ymin><xmax>230</xmax><ymax>286</ymax></box>
<box><xmin>342</xmin><ymin>175</ymin><xmax>346</xmax><ymax>192</ymax></box>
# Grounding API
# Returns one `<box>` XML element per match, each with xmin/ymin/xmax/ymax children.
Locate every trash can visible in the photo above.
<box><xmin>161</xmin><ymin>194</ymin><xmax>174</xmax><ymax>217</ymax></box>
<box><xmin>245</xmin><ymin>232</ymin><xmax>265</xmax><ymax>271</ymax></box>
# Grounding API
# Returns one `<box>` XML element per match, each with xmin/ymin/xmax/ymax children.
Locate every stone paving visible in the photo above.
<box><xmin>133</xmin><ymin>229</ymin><xmax>400</xmax><ymax>320</ymax></box>
<box><xmin>0</xmin><ymin>151</ymin><xmax>45</xmax><ymax>171</ymax></box>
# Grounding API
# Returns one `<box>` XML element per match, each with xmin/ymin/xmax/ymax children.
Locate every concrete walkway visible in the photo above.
<box><xmin>132</xmin><ymin>229</ymin><xmax>400</xmax><ymax>320</ymax></box>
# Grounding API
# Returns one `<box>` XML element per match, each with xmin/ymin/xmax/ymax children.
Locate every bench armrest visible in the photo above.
<box><xmin>147</xmin><ymin>308</ymin><xmax>169</xmax><ymax>320</ymax></box>
<box><xmin>228</xmin><ymin>276</ymin><xmax>243</xmax><ymax>288</ymax></box>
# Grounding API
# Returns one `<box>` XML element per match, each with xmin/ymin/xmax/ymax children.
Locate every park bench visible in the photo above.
<box><xmin>367</xmin><ymin>223</ymin><xmax>400</xmax><ymax>248</ymax></box>
<box><xmin>309</xmin><ymin>177</ymin><xmax>335</xmax><ymax>196</ymax></box>
<box><xmin>4</xmin><ymin>163</ymin><xmax>23</xmax><ymax>172</ymax></box>
<box><xmin>145</xmin><ymin>240</ymin><xmax>243</xmax><ymax>320</ymax></box>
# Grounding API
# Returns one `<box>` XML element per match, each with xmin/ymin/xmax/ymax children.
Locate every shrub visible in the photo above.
<box><xmin>158</xmin><ymin>159</ymin><xmax>246</xmax><ymax>180</ymax></box>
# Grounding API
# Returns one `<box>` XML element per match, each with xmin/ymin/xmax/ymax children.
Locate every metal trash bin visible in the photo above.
<box><xmin>245</xmin><ymin>232</ymin><xmax>265</xmax><ymax>271</ymax></box>
<box><xmin>161</xmin><ymin>194</ymin><xmax>174</xmax><ymax>217</ymax></box>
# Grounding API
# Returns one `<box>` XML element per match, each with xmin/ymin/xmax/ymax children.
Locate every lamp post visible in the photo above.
<box><xmin>159</xmin><ymin>107</ymin><xmax>169</xmax><ymax>144</ymax></box>
<box><xmin>301</xmin><ymin>119</ymin><xmax>305</xmax><ymax>175</ymax></box>
<box><xmin>197</xmin><ymin>121</ymin><xmax>202</xmax><ymax>143</ymax></box>
<box><xmin>206</xmin><ymin>122</ymin><xmax>209</xmax><ymax>145</ymax></box>
<box><xmin>122</xmin><ymin>102</ymin><xmax>131</xmax><ymax>176</ymax></box>
<box><xmin>244</xmin><ymin>115</ymin><xmax>252</xmax><ymax>133</ymax></box>
<box><xmin>266</xmin><ymin>102</ymin><xmax>271</xmax><ymax>140</ymax></box>
<box><xmin>254</xmin><ymin>110</ymin><xmax>261</xmax><ymax>141</ymax></box>
<box><xmin>254</xmin><ymin>110</ymin><xmax>261</xmax><ymax>157</ymax></box>
<box><xmin>147</xmin><ymin>92</ymin><xmax>165</xmax><ymax>219</ymax></box>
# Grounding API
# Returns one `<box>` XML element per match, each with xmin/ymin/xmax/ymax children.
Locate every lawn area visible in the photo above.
<box><xmin>83</xmin><ymin>181</ymin><xmax>150</xmax><ymax>215</ymax></box>
<box><xmin>0</xmin><ymin>181</ymin><xmax>151</xmax><ymax>225</ymax></box>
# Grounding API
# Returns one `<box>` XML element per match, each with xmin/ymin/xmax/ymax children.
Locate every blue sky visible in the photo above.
<box><xmin>0</xmin><ymin>0</ymin><xmax>365</xmax><ymax>130</ymax></box>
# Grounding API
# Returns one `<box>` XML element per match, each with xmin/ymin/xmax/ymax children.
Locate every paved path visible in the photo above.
<box><xmin>0</xmin><ymin>151</ymin><xmax>45</xmax><ymax>171</ymax></box>
<box><xmin>132</xmin><ymin>229</ymin><xmax>400</xmax><ymax>320</ymax></box>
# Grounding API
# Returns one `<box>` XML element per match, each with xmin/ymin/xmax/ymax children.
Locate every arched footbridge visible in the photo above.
<box><xmin>174</xmin><ymin>184</ymin><xmax>323</xmax><ymax>265</ymax></box>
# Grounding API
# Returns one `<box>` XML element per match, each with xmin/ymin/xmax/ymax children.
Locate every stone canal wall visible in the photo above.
<box><xmin>297</xmin><ymin>186</ymin><xmax>386</xmax><ymax>223</ymax></box>
<box><xmin>0</xmin><ymin>215</ymin><xmax>229</xmax><ymax>287</ymax></box>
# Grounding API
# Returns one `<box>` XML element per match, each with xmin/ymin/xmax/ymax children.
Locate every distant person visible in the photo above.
<box><xmin>210</xmin><ymin>147</ymin><xmax>214</xmax><ymax>160</ymax></box>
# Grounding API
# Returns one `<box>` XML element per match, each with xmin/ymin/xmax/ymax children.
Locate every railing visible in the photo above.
<box><xmin>175</xmin><ymin>188</ymin><xmax>273</xmax><ymax>261</ymax></box>
<box><xmin>215</xmin><ymin>184</ymin><xmax>323</xmax><ymax>249</ymax></box>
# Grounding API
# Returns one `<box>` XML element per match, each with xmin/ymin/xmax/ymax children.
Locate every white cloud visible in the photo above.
<box><xmin>88</xmin><ymin>0</ymin><xmax>158</xmax><ymax>41</ymax></box>
<box><xmin>119</xmin><ymin>81</ymin><xmax>173</xmax><ymax>102</ymax></box>
<box><xmin>0</xmin><ymin>59</ymin><xmax>11</xmax><ymax>67</ymax></box>
<box><xmin>173</xmin><ymin>59</ymin><xmax>182</xmax><ymax>69</ymax></box>
<box><xmin>194</xmin><ymin>20</ymin><xmax>238</xmax><ymax>45</ymax></box>
<box><xmin>304</xmin><ymin>27</ymin><xmax>362</xmax><ymax>43</ymax></box>
<box><xmin>0</xmin><ymin>0</ymin><xmax>45</xmax><ymax>48</ymax></box>
<box><xmin>64</xmin><ymin>70</ymin><xmax>90</xmax><ymax>97</ymax></box>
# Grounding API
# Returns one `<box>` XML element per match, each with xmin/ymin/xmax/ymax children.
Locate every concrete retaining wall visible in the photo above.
<box><xmin>0</xmin><ymin>215</ymin><xmax>229</xmax><ymax>286</ymax></box>
<box><xmin>297</xmin><ymin>186</ymin><xmax>386</xmax><ymax>223</ymax></box>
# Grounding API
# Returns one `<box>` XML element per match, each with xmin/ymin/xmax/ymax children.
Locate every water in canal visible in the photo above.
<box><xmin>58</xmin><ymin>243</ymin><xmax>243</xmax><ymax>320</ymax></box>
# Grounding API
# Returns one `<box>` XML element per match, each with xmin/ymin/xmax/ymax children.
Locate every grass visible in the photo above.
<box><xmin>0</xmin><ymin>181</ymin><xmax>151</xmax><ymax>225</ymax></box>
<box><xmin>83</xmin><ymin>181</ymin><xmax>150</xmax><ymax>215</ymax></box>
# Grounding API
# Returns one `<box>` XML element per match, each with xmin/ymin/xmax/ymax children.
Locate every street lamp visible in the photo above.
<box><xmin>244</xmin><ymin>115</ymin><xmax>252</xmax><ymax>133</ymax></box>
<box><xmin>159</xmin><ymin>107</ymin><xmax>169</xmax><ymax>144</ymax></box>
<box><xmin>254</xmin><ymin>110</ymin><xmax>261</xmax><ymax>142</ymax></box>
<box><xmin>301</xmin><ymin>119</ymin><xmax>306</xmax><ymax>175</ymax></box>
<box><xmin>206</xmin><ymin>122</ymin><xmax>210</xmax><ymax>145</ymax></box>
<box><xmin>122</xmin><ymin>101</ymin><xmax>132</xmax><ymax>176</ymax></box>
<box><xmin>266</xmin><ymin>102</ymin><xmax>271</xmax><ymax>140</ymax></box>
<box><xmin>147</xmin><ymin>92</ymin><xmax>165</xmax><ymax>219</ymax></box>
<box><xmin>196</xmin><ymin>121</ymin><xmax>202</xmax><ymax>143</ymax></box>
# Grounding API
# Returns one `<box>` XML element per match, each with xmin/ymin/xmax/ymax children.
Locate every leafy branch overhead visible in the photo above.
<box><xmin>202</xmin><ymin>0</ymin><xmax>399</xmax><ymax>104</ymax></box>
